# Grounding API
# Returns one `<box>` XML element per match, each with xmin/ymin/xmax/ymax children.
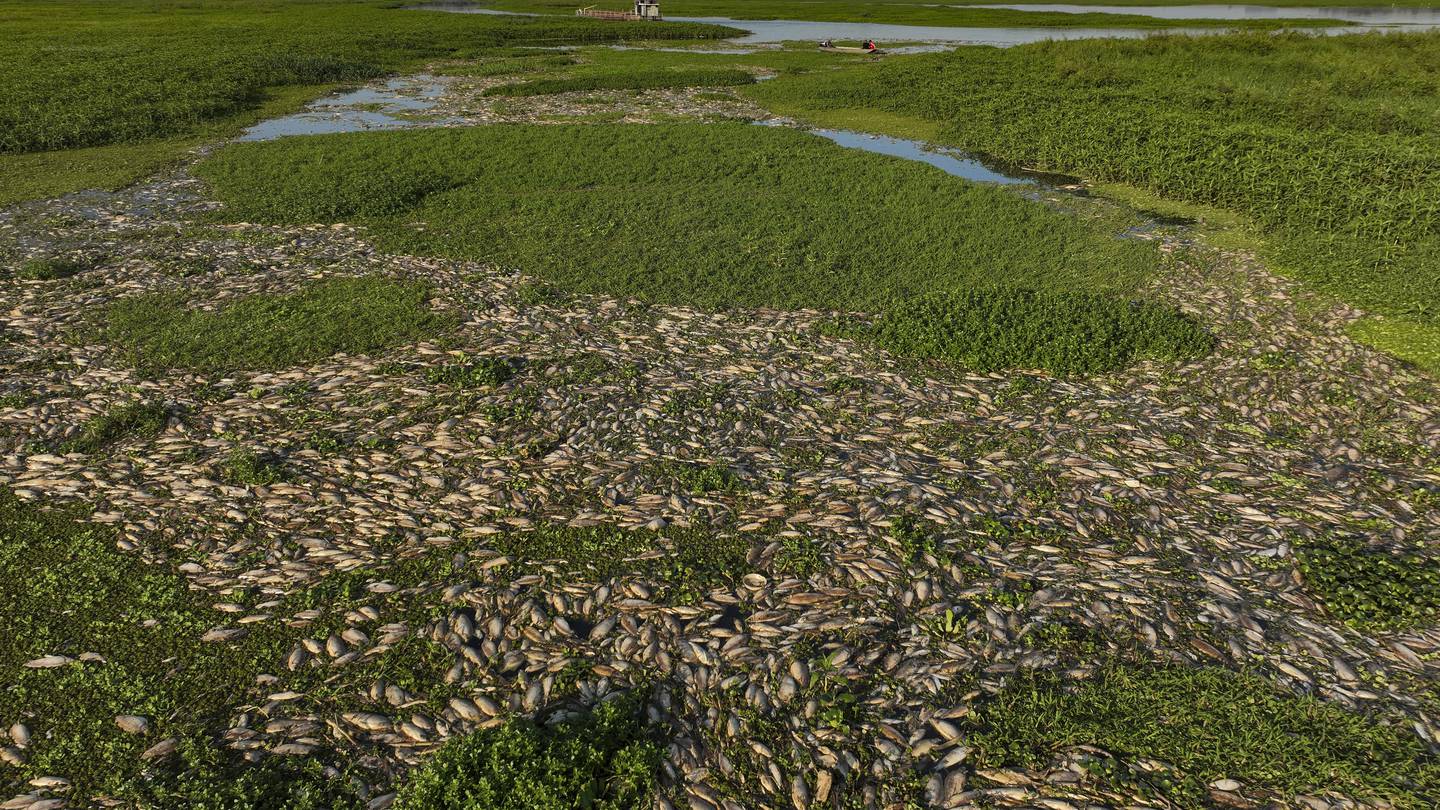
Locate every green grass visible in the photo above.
<box><xmin>13</xmin><ymin>256</ymin><xmax>91</xmax><ymax>281</ymax></box>
<box><xmin>393</xmin><ymin>692</ymin><xmax>662</xmax><ymax>810</ymax></box>
<box><xmin>1296</xmin><ymin>534</ymin><xmax>1440</xmax><ymax>631</ymax></box>
<box><xmin>0</xmin><ymin>0</ymin><xmax>735</xmax><ymax>205</ymax></box>
<box><xmin>844</xmin><ymin>289</ymin><xmax>1212</xmax><ymax>375</ymax></box>
<box><xmin>0</xmin><ymin>488</ymin><xmax>363</xmax><ymax>805</ymax></box>
<box><xmin>485</xmin><ymin>67</ymin><xmax>755</xmax><ymax>96</ymax></box>
<box><xmin>0</xmin><ymin>84</ymin><xmax>337</xmax><ymax>208</ymax></box>
<box><xmin>746</xmin><ymin>31</ymin><xmax>1440</xmax><ymax>363</ymax></box>
<box><xmin>59</xmin><ymin>401</ymin><xmax>169</xmax><ymax>454</ymax></box>
<box><xmin>221</xmin><ymin>447</ymin><xmax>287</xmax><ymax>486</ymax></box>
<box><xmin>424</xmin><ymin>356</ymin><xmax>517</xmax><ymax>388</ymax></box>
<box><xmin>967</xmin><ymin>663</ymin><xmax>1440</xmax><ymax>806</ymax></box>
<box><xmin>1347</xmin><ymin>317</ymin><xmax>1440</xmax><ymax>377</ymax></box>
<box><xmin>470</xmin><ymin>0</ymin><xmax>1345</xmax><ymax>28</ymax></box>
<box><xmin>101</xmin><ymin>276</ymin><xmax>456</xmax><ymax>372</ymax></box>
<box><xmin>0</xmin><ymin>0</ymin><xmax>735</xmax><ymax>156</ymax></box>
<box><xmin>0</xmin><ymin>492</ymin><xmax>724</xmax><ymax>805</ymax></box>
<box><xmin>198</xmin><ymin>124</ymin><xmax>1158</xmax><ymax>315</ymax></box>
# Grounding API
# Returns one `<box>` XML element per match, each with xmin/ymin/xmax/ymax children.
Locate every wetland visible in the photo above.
<box><xmin>2</xmin><ymin>1</ymin><xmax>1439</xmax><ymax>808</ymax></box>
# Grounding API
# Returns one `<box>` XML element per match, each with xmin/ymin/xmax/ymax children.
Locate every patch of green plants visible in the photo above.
<box><xmin>772</xmin><ymin>535</ymin><xmax>825</xmax><ymax>578</ymax></box>
<box><xmin>424</xmin><ymin>356</ymin><xmax>517</xmax><ymax>389</ymax></box>
<box><xmin>394</xmin><ymin>690</ymin><xmax>663</xmax><ymax>810</ymax></box>
<box><xmin>0</xmin><ymin>487</ymin><xmax>364</xmax><ymax>804</ymax></box>
<box><xmin>58</xmin><ymin>400</ymin><xmax>169</xmax><ymax>454</ymax></box>
<box><xmin>15</xmin><ymin>256</ymin><xmax>89</xmax><ymax>281</ymax></box>
<box><xmin>221</xmin><ymin>447</ymin><xmax>286</xmax><ymax>486</ymax></box>
<box><xmin>650</xmin><ymin>460</ymin><xmax>746</xmax><ymax>494</ymax></box>
<box><xmin>1296</xmin><ymin>534</ymin><xmax>1440</xmax><ymax>631</ymax></box>
<box><xmin>485</xmin><ymin>68</ymin><xmax>754</xmax><ymax>97</ymax></box>
<box><xmin>102</xmin><ymin>276</ymin><xmax>455</xmax><ymax>371</ymax></box>
<box><xmin>0</xmin><ymin>0</ymin><xmax>735</xmax><ymax>156</ymax></box>
<box><xmin>132</xmin><ymin>739</ymin><xmax>364</xmax><ymax>810</ymax></box>
<box><xmin>846</xmin><ymin>288</ymin><xmax>1212</xmax><ymax>375</ymax></box>
<box><xmin>1348</xmin><ymin>317</ymin><xmax>1440</xmax><ymax>377</ymax></box>
<box><xmin>747</xmin><ymin>31</ymin><xmax>1440</xmax><ymax>361</ymax></box>
<box><xmin>198</xmin><ymin>124</ymin><xmax>1158</xmax><ymax>314</ymax></box>
<box><xmin>965</xmin><ymin>663</ymin><xmax>1440</xmax><ymax>806</ymax></box>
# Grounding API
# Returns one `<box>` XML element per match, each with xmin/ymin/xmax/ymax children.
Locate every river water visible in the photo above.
<box><xmin>419</xmin><ymin>3</ymin><xmax>1439</xmax><ymax>45</ymax></box>
<box><xmin>964</xmin><ymin>3</ymin><xmax>1440</xmax><ymax>25</ymax></box>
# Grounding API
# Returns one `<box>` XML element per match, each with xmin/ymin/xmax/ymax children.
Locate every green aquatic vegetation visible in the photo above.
<box><xmin>0</xmin><ymin>0</ymin><xmax>735</xmax><ymax>155</ymax></box>
<box><xmin>15</xmin><ymin>257</ymin><xmax>90</xmax><ymax>281</ymax></box>
<box><xmin>485</xmin><ymin>67</ymin><xmax>754</xmax><ymax>96</ymax></box>
<box><xmin>1296</xmin><ymin>534</ymin><xmax>1440</xmax><ymax>631</ymax></box>
<box><xmin>424</xmin><ymin>356</ymin><xmax>517</xmax><ymax>388</ymax></box>
<box><xmin>966</xmin><ymin>663</ymin><xmax>1440</xmax><ymax>806</ymax></box>
<box><xmin>221</xmin><ymin>447</ymin><xmax>286</xmax><ymax>486</ymax></box>
<box><xmin>393</xmin><ymin>691</ymin><xmax>663</xmax><ymax>810</ymax></box>
<box><xmin>59</xmin><ymin>400</ymin><xmax>169</xmax><ymax>454</ymax></box>
<box><xmin>773</xmin><ymin>535</ymin><xmax>826</xmax><ymax>578</ymax></box>
<box><xmin>102</xmin><ymin>276</ymin><xmax>455</xmax><ymax>371</ymax></box>
<box><xmin>747</xmin><ymin>31</ymin><xmax>1440</xmax><ymax>361</ymax></box>
<box><xmin>198</xmin><ymin>124</ymin><xmax>1158</xmax><ymax>314</ymax></box>
<box><xmin>849</xmin><ymin>289</ymin><xmax>1213</xmax><ymax>375</ymax></box>
<box><xmin>0</xmin><ymin>488</ymin><xmax>364</xmax><ymax>804</ymax></box>
<box><xmin>1348</xmin><ymin>317</ymin><xmax>1440</xmax><ymax>377</ymax></box>
<box><xmin>649</xmin><ymin>460</ymin><xmax>747</xmax><ymax>494</ymax></box>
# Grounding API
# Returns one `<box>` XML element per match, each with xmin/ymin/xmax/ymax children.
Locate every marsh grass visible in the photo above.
<box><xmin>424</xmin><ymin>356</ymin><xmax>518</xmax><ymax>388</ymax></box>
<box><xmin>0</xmin><ymin>488</ymin><xmax>364</xmax><ymax>804</ymax></box>
<box><xmin>746</xmin><ymin>31</ymin><xmax>1440</xmax><ymax>359</ymax></box>
<box><xmin>966</xmin><ymin>663</ymin><xmax>1440</xmax><ymax>805</ymax></box>
<box><xmin>393</xmin><ymin>691</ymin><xmax>662</xmax><ymax>810</ymax></box>
<box><xmin>198</xmin><ymin>125</ymin><xmax>1157</xmax><ymax>315</ymax></box>
<box><xmin>59</xmin><ymin>401</ymin><xmax>169</xmax><ymax>454</ymax></box>
<box><xmin>1347</xmin><ymin>317</ymin><xmax>1440</xmax><ymax>377</ymax></box>
<box><xmin>15</xmin><ymin>257</ymin><xmax>90</xmax><ymax>281</ymax></box>
<box><xmin>221</xmin><ymin>447</ymin><xmax>287</xmax><ymax>486</ymax></box>
<box><xmin>101</xmin><ymin>276</ymin><xmax>455</xmax><ymax>372</ymax></box>
<box><xmin>0</xmin><ymin>0</ymin><xmax>736</xmax><ymax>156</ymax></box>
<box><xmin>845</xmin><ymin>289</ymin><xmax>1213</xmax><ymax>375</ymax></box>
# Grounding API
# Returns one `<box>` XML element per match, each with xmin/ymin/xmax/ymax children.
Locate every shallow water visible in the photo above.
<box><xmin>638</xmin><ymin>15</ymin><xmax>1222</xmax><ymax>43</ymax></box>
<box><xmin>239</xmin><ymin>76</ymin><xmax>457</xmax><ymax>141</ymax></box>
<box><xmin>413</xmin><ymin>3</ymin><xmax>1436</xmax><ymax>44</ymax></box>
<box><xmin>803</xmin><ymin>128</ymin><xmax>1033</xmax><ymax>185</ymax></box>
<box><xmin>965</xmin><ymin>3</ymin><xmax>1440</xmax><ymax>25</ymax></box>
<box><xmin>666</xmin><ymin>14</ymin><xmax>1432</xmax><ymax>43</ymax></box>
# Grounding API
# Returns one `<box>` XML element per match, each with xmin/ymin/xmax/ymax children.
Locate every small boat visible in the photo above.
<box><xmin>819</xmin><ymin>44</ymin><xmax>887</xmax><ymax>55</ymax></box>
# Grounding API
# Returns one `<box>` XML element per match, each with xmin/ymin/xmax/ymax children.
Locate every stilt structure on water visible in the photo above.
<box><xmin>577</xmin><ymin>0</ymin><xmax>661</xmax><ymax>20</ymax></box>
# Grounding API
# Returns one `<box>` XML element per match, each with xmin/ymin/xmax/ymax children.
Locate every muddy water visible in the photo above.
<box><xmin>239</xmin><ymin>76</ymin><xmax>460</xmax><ymax>141</ymax></box>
